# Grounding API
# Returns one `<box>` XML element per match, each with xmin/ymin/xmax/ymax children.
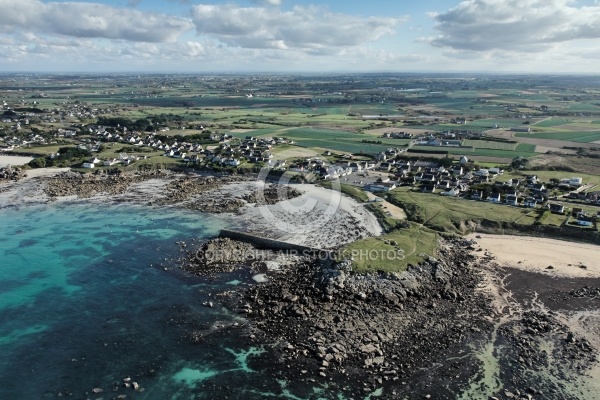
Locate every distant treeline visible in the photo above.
<box><xmin>96</xmin><ymin>113</ymin><xmax>185</xmax><ymax>131</ymax></box>
<box><xmin>13</xmin><ymin>107</ymin><xmax>46</xmax><ymax>114</ymax></box>
<box><xmin>467</xmin><ymin>136</ymin><xmax>517</xmax><ymax>143</ymax></box>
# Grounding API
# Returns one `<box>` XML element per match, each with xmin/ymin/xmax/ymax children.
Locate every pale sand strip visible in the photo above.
<box><xmin>0</xmin><ymin>155</ymin><xmax>33</xmax><ymax>167</ymax></box>
<box><xmin>23</xmin><ymin>167</ymin><xmax>70</xmax><ymax>179</ymax></box>
<box><xmin>468</xmin><ymin>233</ymin><xmax>600</xmax><ymax>278</ymax></box>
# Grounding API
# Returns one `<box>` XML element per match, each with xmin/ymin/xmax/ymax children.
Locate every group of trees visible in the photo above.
<box><xmin>96</xmin><ymin>113</ymin><xmax>186</xmax><ymax>132</ymax></box>
<box><xmin>28</xmin><ymin>147</ymin><xmax>92</xmax><ymax>168</ymax></box>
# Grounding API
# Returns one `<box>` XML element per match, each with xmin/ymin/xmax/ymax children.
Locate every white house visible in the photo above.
<box><xmin>487</xmin><ymin>193</ymin><xmax>501</xmax><ymax>203</ymax></box>
<box><xmin>523</xmin><ymin>198</ymin><xmax>537</xmax><ymax>208</ymax></box>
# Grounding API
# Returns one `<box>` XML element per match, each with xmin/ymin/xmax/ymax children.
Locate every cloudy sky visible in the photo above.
<box><xmin>1</xmin><ymin>0</ymin><xmax>600</xmax><ymax>73</ymax></box>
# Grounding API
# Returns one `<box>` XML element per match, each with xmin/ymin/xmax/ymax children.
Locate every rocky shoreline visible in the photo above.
<box><xmin>42</xmin><ymin>170</ymin><xmax>172</xmax><ymax>198</ymax></box>
<box><xmin>177</xmin><ymin>236</ymin><xmax>600</xmax><ymax>399</ymax></box>
<box><xmin>179</xmin><ymin>237</ymin><xmax>493</xmax><ymax>397</ymax></box>
<box><xmin>239</xmin><ymin>239</ymin><xmax>495</xmax><ymax>398</ymax></box>
<box><xmin>4</xmin><ymin>169</ymin><xmax>598</xmax><ymax>398</ymax></box>
<box><xmin>0</xmin><ymin>166</ymin><xmax>26</xmax><ymax>182</ymax></box>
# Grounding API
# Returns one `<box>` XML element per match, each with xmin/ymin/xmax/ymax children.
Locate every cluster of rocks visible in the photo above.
<box><xmin>179</xmin><ymin>237</ymin><xmax>262</xmax><ymax>275</ymax></box>
<box><xmin>230</xmin><ymin>238</ymin><xmax>494</xmax><ymax>396</ymax></box>
<box><xmin>43</xmin><ymin>170</ymin><xmax>169</xmax><ymax>198</ymax></box>
<box><xmin>494</xmin><ymin>310</ymin><xmax>597</xmax><ymax>399</ymax></box>
<box><xmin>0</xmin><ymin>166</ymin><xmax>26</xmax><ymax>181</ymax></box>
<box><xmin>188</xmin><ymin>197</ymin><xmax>246</xmax><ymax>213</ymax></box>
<box><xmin>154</xmin><ymin>176</ymin><xmax>222</xmax><ymax>206</ymax></box>
<box><xmin>173</xmin><ymin>233</ymin><xmax>600</xmax><ymax>398</ymax></box>
<box><xmin>154</xmin><ymin>175</ymin><xmax>257</xmax><ymax>212</ymax></box>
<box><xmin>242</xmin><ymin>184</ymin><xmax>303</xmax><ymax>206</ymax></box>
<box><xmin>89</xmin><ymin>376</ymin><xmax>144</xmax><ymax>398</ymax></box>
<box><xmin>569</xmin><ymin>286</ymin><xmax>600</xmax><ymax>300</ymax></box>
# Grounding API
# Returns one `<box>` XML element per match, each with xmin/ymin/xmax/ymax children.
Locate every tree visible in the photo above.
<box><xmin>28</xmin><ymin>157</ymin><xmax>46</xmax><ymax>168</ymax></box>
<box><xmin>511</xmin><ymin>157</ymin><xmax>529</xmax><ymax>170</ymax></box>
<box><xmin>438</xmin><ymin>156</ymin><xmax>454</xmax><ymax>168</ymax></box>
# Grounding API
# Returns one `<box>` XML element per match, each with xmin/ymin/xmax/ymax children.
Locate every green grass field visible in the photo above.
<box><xmin>275</xmin><ymin>127</ymin><xmax>393</xmax><ymax>154</ymax></box>
<box><xmin>515</xmin><ymin>130</ymin><xmax>600</xmax><ymax>143</ymax></box>
<box><xmin>532</xmin><ymin>118</ymin><xmax>572</xmax><ymax>128</ymax></box>
<box><xmin>387</xmin><ymin>187</ymin><xmax>531</xmax><ymax>233</ymax></box>
<box><xmin>410</xmin><ymin>143</ymin><xmax>537</xmax><ymax>159</ymax></box>
<box><xmin>11</xmin><ymin>145</ymin><xmax>72</xmax><ymax>155</ymax></box>
<box><xmin>342</xmin><ymin>223</ymin><xmax>438</xmax><ymax>273</ymax></box>
<box><xmin>463</xmin><ymin>140</ymin><xmax>518</xmax><ymax>150</ymax></box>
<box><xmin>465</xmin><ymin>118</ymin><xmax>531</xmax><ymax>129</ymax></box>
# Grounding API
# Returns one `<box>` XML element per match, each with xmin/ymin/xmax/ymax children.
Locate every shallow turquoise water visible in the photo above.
<box><xmin>0</xmin><ymin>203</ymin><xmax>254</xmax><ymax>398</ymax></box>
<box><xmin>0</xmin><ymin>203</ymin><xmax>379</xmax><ymax>399</ymax></box>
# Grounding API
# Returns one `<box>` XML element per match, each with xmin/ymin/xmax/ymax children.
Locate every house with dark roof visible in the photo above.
<box><xmin>523</xmin><ymin>198</ymin><xmax>537</xmax><ymax>208</ymax></box>
<box><xmin>505</xmin><ymin>195</ymin><xmax>519</xmax><ymax>206</ymax></box>
<box><xmin>487</xmin><ymin>193</ymin><xmax>501</xmax><ymax>203</ymax></box>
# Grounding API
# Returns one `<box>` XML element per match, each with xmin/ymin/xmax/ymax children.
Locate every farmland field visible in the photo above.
<box><xmin>532</xmin><ymin>117</ymin><xmax>572</xmax><ymax>128</ymax></box>
<box><xmin>293</xmin><ymin>139</ymin><xmax>391</xmax><ymax>154</ymax></box>
<box><xmin>515</xmin><ymin>131</ymin><xmax>600</xmax><ymax>142</ymax></box>
<box><xmin>271</xmin><ymin>128</ymin><xmax>397</xmax><ymax>154</ymax></box>
<box><xmin>463</xmin><ymin>140</ymin><xmax>519</xmax><ymax>150</ymax></box>
<box><xmin>410</xmin><ymin>143</ymin><xmax>537</xmax><ymax>159</ymax></box>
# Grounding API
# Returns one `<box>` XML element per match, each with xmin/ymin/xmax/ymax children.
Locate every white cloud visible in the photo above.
<box><xmin>252</xmin><ymin>0</ymin><xmax>282</xmax><ymax>5</ymax></box>
<box><xmin>192</xmin><ymin>4</ymin><xmax>404</xmax><ymax>53</ymax></box>
<box><xmin>0</xmin><ymin>0</ymin><xmax>193</xmax><ymax>42</ymax></box>
<box><xmin>429</xmin><ymin>0</ymin><xmax>600</xmax><ymax>52</ymax></box>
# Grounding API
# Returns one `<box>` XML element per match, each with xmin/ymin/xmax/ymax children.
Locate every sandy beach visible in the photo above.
<box><xmin>466</xmin><ymin>233</ymin><xmax>600</xmax><ymax>399</ymax></box>
<box><xmin>0</xmin><ymin>155</ymin><xmax>33</xmax><ymax>167</ymax></box>
<box><xmin>468</xmin><ymin>233</ymin><xmax>600</xmax><ymax>278</ymax></box>
<box><xmin>22</xmin><ymin>167</ymin><xmax>70</xmax><ymax>179</ymax></box>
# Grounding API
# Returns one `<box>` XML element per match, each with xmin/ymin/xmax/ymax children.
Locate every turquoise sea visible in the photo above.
<box><xmin>0</xmin><ymin>202</ymin><xmax>366</xmax><ymax>399</ymax></box>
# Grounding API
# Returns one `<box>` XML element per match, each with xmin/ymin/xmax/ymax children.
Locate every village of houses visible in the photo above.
<box><xmin>68</xmin><ymin>125</ymin><xmax>600</xmax><ymax>227</ymax></box>
<box><xmin>2</xmin><ymin>99</ymin><xmax>600</xmax><ymax>228</ymax></box>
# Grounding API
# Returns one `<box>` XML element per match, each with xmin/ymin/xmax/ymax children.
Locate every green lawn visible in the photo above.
<box><xmin>124</xmin><ymin>155</ymin><xmax>184</xmax><ymax>169</ymax></box>
<box><xmin>342</xmin><ymin>223</ymin><xmax>439</xmax><ymax>273</ymax></box>
<box><xmin>538</xmin><ymin>210</ymin><xmax>568</xmax><ymax>227</ymax></box>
